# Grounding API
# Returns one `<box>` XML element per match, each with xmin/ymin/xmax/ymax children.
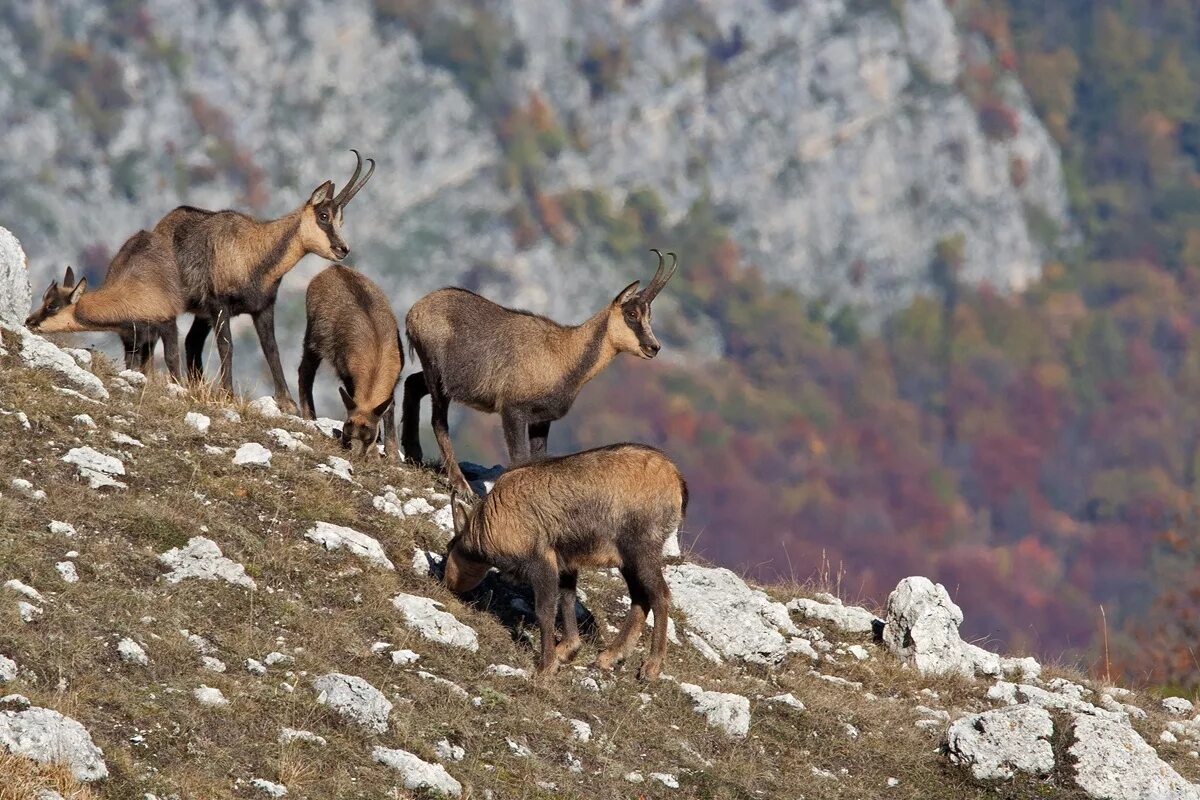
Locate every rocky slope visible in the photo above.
<box><xmin>0</xmin><ymin>0</ymin><xmax>1069</xmax><ymax>348</ymax></box>
<box><xmin>1</xmin><ymin>232</ymin><xmax>1198</xmax><ymax>799</ymax></box>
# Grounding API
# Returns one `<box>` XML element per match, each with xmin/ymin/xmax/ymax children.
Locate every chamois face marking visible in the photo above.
<box><xmin>608</xmin><ymin>281</ymin><xmax>662</xmax><ymax>359</ymax></box>
<box><xmin>444</xmin><ymin>497</ymin><xmax>490</xmax><ymax>592</ymax></box>
<box><xmin>301</xmin><ymin>182</ymin><xmax>349</xmax><ymax>262</ymax></box>
<box><xmin>337</xmin><ymin>387</ymin><xmax>390</xmax><ymax>458</ymax></box>
<box><xmin>26</xmin><ymin>267</ymin><xmax>86</xmax><ymax>332</ymax></box>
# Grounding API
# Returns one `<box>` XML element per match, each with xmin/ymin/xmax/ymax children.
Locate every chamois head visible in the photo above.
<box><xmin>444</xmin><ymin>493</ymin><xmax>489</xmax><ymax>593</ymax></box>
<box><xmin>300</xmin><ymin>149</ymin><xmax>376</xmax><ymax>262</ymax></box>
<box><xmin>336</xmin><ymin>387</ymin><xmax>391</xmax><ymax>458</ymax></box>
<box><xmin>25</xmin><ymin>266</ymin><xmax>87</xmax><ymax>332</ymax></box>
<box><xmin>606</xmin><ymin>249</ymin><xmax>678</xmax><ymax>359</ymax></box>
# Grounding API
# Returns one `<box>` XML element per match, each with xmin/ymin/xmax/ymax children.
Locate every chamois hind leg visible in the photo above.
<box><xmin>596</xmin><ymin>565</ymin><xmax>650</xmax><ymax>671</ymax></box>
<box><xmin>638</xmin><ymin>561</ymin><xmax>671</xmax><ymax>681</ymax></box>
<box><xmin>135</xmin><ymin>328</ymin><xmax>156</xmax><ymax>374</ymax></box>
<box><xmin>185</xmin><ymin>316</ymin><xmax>211</xmax><ymax>385</ymax></box>
<box><xmin>501</xmin><ymin>408</ymin><xmax>532</xmax><ymax>466</ymax></box>
<box><xmin>528</xmin><ymin>421</ymin><xmax>551</xmax><ymax>461</ymax></box>
<box><xmin>119</xmin><ymin>330</ymin><xmax>138</xmax><ymax>371</ymax></box>
<box><xmin>528</xmin><ymin>556</ymin><xmax>562</xmax><ymax>678</ymax></box>
<box><xmin>161</xmin><ymin>322</ymin><xmax>182</xmax><ymax>382</ymax></box>
<box><xmin>556</xmin><ymin>569</ymin><xmax>582</xmax><ymax>664</ymax></box>
<box><xmin>400</xmin><ymin>372</ymin><xmax>427</xmax><ymax>464</ymax></box>
<box><xmin>252</xmin><ymin>304</ymin><xmax>297</xmax><ymax>414</ymax></box>
<box><xmin>297</xmin><ymin>345</ymin><xmax>321</xmax><ymax>420</ymax></box>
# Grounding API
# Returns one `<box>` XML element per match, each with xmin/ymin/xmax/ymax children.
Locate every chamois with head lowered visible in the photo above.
<box><xmin>25</xmin><ymin>230</ymin><xmax>185</xmax><ymax>378</ymax></box>
<box><xmin>299</xmin><ymin>264</ymin><xmax>404</xmax><ymax>459</ymax></box>
<box><xmin>402</xmin><ymin>249</ymin><xmax>678</xmax><ymax>494</ymax></box>
<box><xmin>153</xmin><ymin>150</ymin><xmax>375</xmax><ymax>411</ymax></box>
<box><xmin>444</xmin><ymin>443</ymin><xmax>687</xmax><ymax>680</ymax></box>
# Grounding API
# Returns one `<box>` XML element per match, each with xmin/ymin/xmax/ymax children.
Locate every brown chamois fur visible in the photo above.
<box><xmin>444</xmin><ymin>443</ymin><xmax>687</xmax><ymax>680</ymax></box>
<box><xmin>153</xmin><ymin>150</ymin><xmax>375</xmax><ymax>410</ymax></box>
<box><xmin>25</xmin><ymin>231</ymin><xmax>185</xmax><ymax>378</ymax></box>
<box><xmin>298</xmin><ymin>265</ymin><xmax>404</xmax><ymax>459</ymax></box>
<box><xmin>402</xmin><ymin>249</ymin><xmax>678</xmax><ymax>494</ymax></box>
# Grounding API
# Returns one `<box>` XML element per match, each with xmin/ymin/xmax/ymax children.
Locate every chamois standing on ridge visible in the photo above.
<box><xmin>298</xmin><ymin>264</ymin><xmax>404</xmax><ymax>460</ymax></box>
<box><xmin>25</xmin><ymin>231</ymin><xmax>185</xmax><ymax>378</ymax></box>
<box><xmin>444</xmin><ymin>443</ymin><xmax>687</xmax><ymax>680</ymax></box>
<box><xmin>153</xmin><ymin>150</ymin><xmax>375</xmax><ymax>411</ymax></box>
<box><xmin>402</xmin><ymin>249</ymin><xmax>679</xmax><ymax>495</ymax></box>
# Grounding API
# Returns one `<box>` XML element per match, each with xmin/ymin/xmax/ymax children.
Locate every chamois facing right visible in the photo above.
<box><xmin>444</xmin><ymin>443</ymin><xmax>687</xmax><ymax>680</ymax></box>
<box><xmin>299</xmin><ymin>265</ymin><xmax>404</xmax><ymax>460</ymax></box>
<box><xmin>402</xmin><ymin>249</ymin><xmax>678</xmax><ymax>494</ymax></box>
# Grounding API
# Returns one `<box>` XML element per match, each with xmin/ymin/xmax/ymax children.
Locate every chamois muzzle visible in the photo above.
<box><xmin>333</xmin><ymin>149</ymin><xmax>376</xmax><ymax>209</ymax></box>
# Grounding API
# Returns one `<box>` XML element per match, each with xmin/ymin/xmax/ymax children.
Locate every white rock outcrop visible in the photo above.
<box><xmin>304</xmin><ymin>522</ymin><xmax>394</xmax><ymax>570</ymax></box>
<box><xmin>0</xmin><ymin>655</ymin><xmax>16</xmax><ymax>683</ymax></box>
<box><xmin>665</xmin><ymin>564</ymin><xmax>803</xmax><ymax>665</ymax></box>
<box><xmin>1070</xmin><ymin>714</ymin><xmax>1200</xmax><ymax>800</ymax></box>
<box><xmin>184</xmin><ymin>412</ymin><xmax>211</xmax><ymax>435</ymax></box>
<box><xmin>116</xmin><ymin>638</ymin><xmax>149</xmax><ymax>666</ymax></box>
<box><xmin>0</xmin><ymin>706</ymin><xmax>108</xmax><ymax>781</ymax></box>
<box><xmin>787</xmin><ymin>594</ymin><xmax>880</xmax><ymax>634</ymax></box>
<box><xmin>883</xmin><ymin>577</ymin><xmax>1039</xmax><ymax>680</ymax></box>
<box><xmin>158</xmin><ymin>537</ymin><xmax>257</xmax><ymax>589</ymax></box>
<box><xmin>372</xmin><ymin>746</ymin><xmax>462</xmax><ymax>797</ymax></box>
<box><xmin>1163</xmin><ymin>697</ymin><xmax>1195</xmax><ymax>717</ymax></box>
<box><xmin>678</xmin><ymin>682</ymin><xmax>751</xmax><ymax>738</ymax></box>
<box><xmin>313</xmin><ymin>673</ymin><xmax>392</xmax><ymax>734</ymax></box>
<box><xmin>392</xmin><ymin>593</ymin><xmax>479</xmax><ymax>652</ymax></box>
<box><xmin>13</xmin><ymin>328</ymin><xmax>109</xmax><ymax>400</ymax></box>
<box><xmin>945</xmin><ymin>705</ymin><xmax>1055</xmax><ymax>781</ymax></box>
<box><xmin>61</xmin><ymin>447</ymin><xmax>127</xmax><ymax>490</ymax></box>
<box><xmin>0</xmin><ymin>227</ymin><xmax>30</xmax><ymax>327</ymax></box>
<box><xmin>193</xmin><ymin>686</ymin><xmax>229</xmax><ymax>707</ymax></box>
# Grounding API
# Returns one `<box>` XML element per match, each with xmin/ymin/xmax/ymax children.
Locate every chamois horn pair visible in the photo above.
<box><xmin>334</xmin><ymin>149</ymin><xmax>376</xmax><ymax>209</ymax></box>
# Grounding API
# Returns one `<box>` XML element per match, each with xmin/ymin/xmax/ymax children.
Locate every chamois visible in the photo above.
<box><xmin>444</xmin><ymin>443</ymin><xmax>687</xmax><ymax>680</ymax></box>
<box><xmin>298</xmin><ymin>265</ymin><xmax>404</xmax><ymax>459</ymax></box>
<box><xmin>25</xmin><ymin>231</ymin><xmax>185</xmax><ymax>378</ymax></box>
<box><xmin>402</xmin><ymin>249</ymin><xmax>678</xmax><ymax>494</ymax></box>
<box><xmin>154</xmin><ymin>150</ymin><xmax>375</xmax><ymax>410</ymax></box>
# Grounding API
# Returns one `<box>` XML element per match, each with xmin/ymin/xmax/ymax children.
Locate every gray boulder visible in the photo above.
<box><xmin>0</xmin><ymin>226</ymin><xmax>30</xmax><ymax>327</ymax></box>
<box><xmin>946</xmin><ymin>704</ymin><xmax>1054</xmax><ymax>781</ymax></box>
<box><xmin>0</xmin><ymin>705</ymin><xmax>108</xmax><ymax>782</ymax></box>
<box><xmin>313</xmin><ymin>673</ymin><xmax>392</xmax><ymax>734</ymax></box>
<box><xmin>1070</xmin><ymin>713</ymin><xmax>1200</xmax><ymax>800</ymax></box>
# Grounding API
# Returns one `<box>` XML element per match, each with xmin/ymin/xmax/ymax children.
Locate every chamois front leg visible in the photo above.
<box><xmin>382</xmin><ymin>393</ymin><xmax>399</xmax><ymax>463</ymax></box>
<box><xmin>501</xmin><ymin>408</ymin><xmax>532</xmax><ymax>466</ymax></box>
<box><xmin>161</xmin><ymin>322</ymin><xmax>182</xmax><ymax>382</ymax></box>
<box><xmin>429</xmin><ymin>387</ymin><xmax>471</xmax><ymax>496</ymax></box>
<box><xmin>211</xmin><ymin>304</ymin><xmax>236</xmax><ymax>398</ymax></box>
<box><xmin>297</xmin><ymin>346</ymin><xmax>321</xmax><ymax>420</ymax></box>
<box><xmin>185</xmin><ymin>316</ymin><xmax>212</xmax><ymax>384</ymax></box>
<box><xmin>529</xmin><ymin>557</ymin><xmax>562</xmax><ymax>679</ymax></box>
<box><xmin>528</xmin><ymin>421</ymin><xmax>551</xmax><ymax>461</ymax></box>
<box><xmin>252</xmin><ymin>304</ymin><xmax>298</xmax><ymax>414</ymax></box>
<box><xmin>556</xmin><ymin>569</ymin><xmax>582</xmax><ymax>664</ymax></box>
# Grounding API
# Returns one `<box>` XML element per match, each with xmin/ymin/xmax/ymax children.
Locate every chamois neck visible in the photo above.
<box><xmin>564</xmin><ymin>309</ymin><xmax>619</xmax><ymax>389</ymax></box>
<box><xmin>250</xmin><ymin>210</ymin><xmax>306</xmax><ymax>289</ymax></box>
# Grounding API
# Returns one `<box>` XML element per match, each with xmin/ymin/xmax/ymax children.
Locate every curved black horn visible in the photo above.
<box><xmin>333</xmin><ymin>149</ymin><xmax>374</xmax><ymax>207</ymax></box>
<box><xmin>339</xmin><ymin>157</ymin><xmax>375</xmax><ymax>206</ymax></box>
<box><xmin>641</xmin><ymin>248</ymin><xmax>677</xmax><ymax>302</ymax></box>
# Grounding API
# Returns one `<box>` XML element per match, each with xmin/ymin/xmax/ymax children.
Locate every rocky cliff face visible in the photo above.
<box><xmin>0</xmin><ymin>0</ymin><xmax>1068</xmax><ymax>346</ymax></box>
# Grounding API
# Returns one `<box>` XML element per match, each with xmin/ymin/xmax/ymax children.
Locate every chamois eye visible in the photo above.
<box><xmin>318</xmin><ymin>211</ymin><xmax>329</xmax><ymax>222</ymax></box>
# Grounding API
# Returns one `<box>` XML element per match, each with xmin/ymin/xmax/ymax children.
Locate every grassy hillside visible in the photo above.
<box><xmin>1</xmin><ymin>345</ymin><xmax>1198</xmax><ymax>799</ymax></box>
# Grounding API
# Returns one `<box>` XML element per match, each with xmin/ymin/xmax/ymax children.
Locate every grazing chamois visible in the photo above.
<box><xmin>25</xmin><ymin>231</ymin><xmax>185</xmax><ymax>378</ymax></box>
<box><xmin>154</xmin><ymin>150</ymin><xmax>375</xmax><ymax>410</ymax></box>
<box><xmin>298</xmin><ymin>265</ymin><xmax>404</xmax><ymax>459</ymax></box>
<box><xmin>444</xmin><ymin>443</ymin><xmax>687</xmax><ymax>680</ymax></box>
<box><xmin>402</xmin><ymin>249</ymin><xmax>678</xmax><ymax>494</ymax></box>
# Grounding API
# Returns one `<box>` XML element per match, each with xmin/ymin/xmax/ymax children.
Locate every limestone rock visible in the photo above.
<box><xmin>0</xmin><ymin>706</ymin><xmax>108</xmax><ymax>781</ymax></box>
<box><xmin>61</xmin><ymin>447</ymin><xmax>126</xmax><ymax>490</ymax></box>
<box><xmin>372</xmin><ymin>746</ymin><xmax>462</xmax><ymax>797</ymax></box>
<box><xmin>304</xmin><ymin>522</ymin><xmax>394</xmax><ymax>570</ymax></box>
<box><xmin>158</xmin><ymin>537</ymin><xmax>256</xmax><ymax>589</ymax></box>
<box><xmin>14</xmin><ymin>329</ymin><xmax>108</xmax><ymax>400</ymax></box>
<box><xmin>116</xmin><ymin>638</ymin><xmax>149</xmax><ymax>666</ymax></box>
<box><xmin>787</xmin><ymin>595</ymin><xmax>880</xmax><ymax>634</ymax></box>
<box><xmin>679</xmin><ymin>682</ymin><xmax>751</xmax><ymax>738</ymax></box>
<box><xmin>232</xmin><ymin>443</ymin><xmax>272</xmax><ymax>468</ymax></box>
<box><xmin>1070</xmin><ymin>713</ymin><xmax>1200</xmax><ymax>800</ymax></box>
<box><xmin>945</xmin><ymin>705</ymin><xmax>1054</xmax><ymax>781</ymax></box>
<box><xmin>0</xmin><ymin>227</ymin><xmax>30</xmax><ymax>327</ymax></box>
<box><xmin>313</xmin><ymin>673</ymin><xmax>392</xmax><ymax>733</ymax></box>
<box><xmin>392</xmin><ymin>593</ymin><xmax>479</xmax><ymax>652</ymax></box>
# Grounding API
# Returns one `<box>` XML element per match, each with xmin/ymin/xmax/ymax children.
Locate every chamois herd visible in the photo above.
<box><xmin>23</xmin><ymin>151</ymin><xmax>685</xmax><ymax>680</ymax></box>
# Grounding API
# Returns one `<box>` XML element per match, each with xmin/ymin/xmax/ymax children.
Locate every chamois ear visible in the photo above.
<box><xmin>338</xmin><ymin>386</ymin><xmax>354</xmax><ymax>412</ymax></box>
<box><xmin>42</xmin><ymin>281</ymin><xmax>59</xmax><ymax>302</ymax></box>
<box><xmin>67</xmin><ymin>278</ymin><xmax>87</xmax><ymax>304</ymax></box>
<box><xmin>450</xmin><ymin>492</ymin><xmax>472</xmax><ymax>536</ymax></box>
<box><xmin>613</xmin><ymin>280</ymin><xmax>640</xmax><ymax>306</ymax></box>
<box><xmin>371</xmin><ymin>397</ymin><xmax>393</xmax><ymax>418</ymax></box>
<box><xmin>63</xmin><ymin>266</ymin><xmax>76</xmax><ymax>287</ymax></box>
<box><xmin>308</xmin><ymin>180</ymin><xmax>334</xmax><ymax>206</ymax></box>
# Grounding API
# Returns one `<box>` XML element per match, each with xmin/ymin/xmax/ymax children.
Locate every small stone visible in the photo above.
<box><xmin>55</xmin><ymin>562</ymin><xmax>79</xmax><ymax>584</ymax></box>
<box><xmin>373</xmin><ymin>747</ymin><xmax>462</xmax><ymax>797</ymax></box>
<box><xmin>201</xmin><ymin>656</ymin><xmax>227</xmax><ymax>673</ymax></box>
<box><xmin>392</xmin><ymin>593</ymin><xmax>478</xmax><ymax>651</ymax></box>
<box><xmin>1163</xmin><ymin>697</ymin><xmax>1194</xmax><ymax>716</ymax></box>
<box><xmin>246</xmin><ymin>659</ymin><xmax>267</xmax><ymax>675</ymax></box>
<box><xmin>61</xmin><ymin>447</ymin><xmax>126</xmax><ymax>490</ymax></box>
<box><xmin>625</xmin><ymin>772</ymin><xmax>645</xmax><ymax>783</ymax></box>
<box><xmin>390</xmin><ymin>649</ymin><xmax>420</xmax><ymax>666</ymax></box>
<box><xmin>72</xmin><ymin>414</ymin><xmax>96</xmax><ymax>429</ymax></box>
<box><xmin>278</xmin><ymin>727</ymin><xmax>327</xmax><ymax>747</ymax></box>
<box><xmin>184</xmin><ymin>412</ymin><xmax>210</xmax><ymax>435</ymax></box>
<box><xmin>650</xmin><ymin>773</ymin><xmax>679</xmax><ymax>789</ymax></box>
<box><xmin>305</xmin><ymin>522</ymin><xmax>394</xmax><ymax>570</ymax></box>
<box><xmin>312</xmin><ymin>673</ymin><xmax>391</xmax><ymax>733</ymax></box>
<box><xmin>434</xmin><ymin>739</ymin><xmax>465</xmax><ymax>762</ymax></box>
<box><xmin>248</xmin><ymin>396</ymin><xmax>282</xmax><ymax>418</ymax></box>
<box><xmin>249</xmin><ymin>778</ymin><xmax>287</xmax><ymax>797</ymax></box>
<box><xmin>109</xmin><ymin>431</ymin><xmax>144</xmax><ymax>448</ymax></box>
<box><xmin>0</xmin><ymin>655</ymin><xmax>16</xmax><ymax>682</ymax></box>
<box><xmin>679</xmin><ymin>682</ymin><xmax>751</xmax><ymax>738</ymax></box>
<box><xmin>158</xmin><ymin>538</ymin><xmax>255</xmax><ymax>589</ymax></box>
<box><xmin>116</xmin><ymin>638</ymin><xmax>149</xmax><ymax>666</ymax></box>
<box><xmin>9</xmin><ymin>478</ymin><xmax>46</xmax><ymax>501</ymax></box>
<box><xmin>192</xmin><ymin>686</ymin><xmax>228</xmax><ymax>707</ymax></box>
<box><xmin>232</xmin><ymin>443</ymin><xmax>272</xmax><ymax>467</ymax></box>
<box><xmin>16</xmin><ymin>602</ymin><xmax>42</xmax><ymax>623</ymax></box>
<box><xmin>48</xmin><ymin>521</ymin><xmax>76</xmax><ymax>537</ymax></box>
<box><xmin>484</xmin><ymin>664</ymin><xmax>530</xmax><ymax>680</ymax></box>
<box><xmin>766</xmin><ymin>693</ymin><xmax>805</xmax><ymax>711</ymax></box>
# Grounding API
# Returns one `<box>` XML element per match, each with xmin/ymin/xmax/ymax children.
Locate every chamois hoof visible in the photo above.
<box><xmin>555</xmin><ymin>639</ymin><xmax>582</xmax><ymax>664</ymax></box>
<box><xmin>275</xmin><ymin>395</ymin><xmax>299</xmax><ymax>415</ymax></box>
<box><xmin>594</xmin><ymin>650</ymin><xmax>621</xmax><ymax>671</ymax></box>
<box><xmin>637</xmin><ymin>659</ymin><xmax>662</xmax><ymax>682</ymax></box>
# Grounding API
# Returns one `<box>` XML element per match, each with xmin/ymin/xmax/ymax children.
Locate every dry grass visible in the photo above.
<box><xmin>0</xmin><ymin>349</ymin><xmax>1196</xmax><ymax>799</ymax></box>
<box><xmin>0</xmin><ymin>754</ymin><xmax>96</xmax><ymax>800</ymax></box>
